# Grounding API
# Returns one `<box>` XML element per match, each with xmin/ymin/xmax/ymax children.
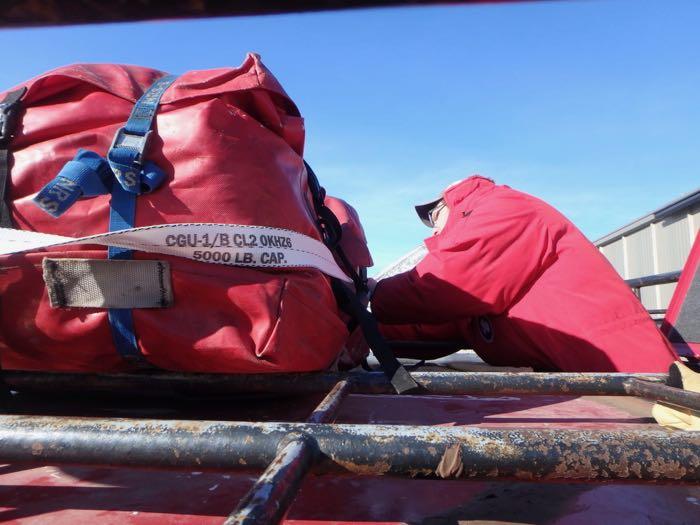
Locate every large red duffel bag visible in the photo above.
<box><xmin>0</xmin><ymin>54</ymin><xmax>373</xmax><ymax>374</ymax></box>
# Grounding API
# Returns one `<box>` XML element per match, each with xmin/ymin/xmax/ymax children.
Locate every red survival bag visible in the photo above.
<box><xmin>0</xmin><ymin>55</ymin><xmax>376</xmax><ymax>374</ymax></box>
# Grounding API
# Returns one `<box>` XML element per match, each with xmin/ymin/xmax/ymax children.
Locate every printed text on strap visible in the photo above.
<box><xmin>0</xmin><ymin>223</ymin><xmax>353</xmax><ymax>283</ymax></box>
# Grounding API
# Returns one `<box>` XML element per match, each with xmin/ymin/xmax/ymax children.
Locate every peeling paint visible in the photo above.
<box><xmin>334</xmin><ymin>457</ymin><xmax>391</xmax><ymax>475</ymax></box>
<box><xmin>435</xmin><ymin>444</ymin><xmax>463</xmax><ymax>479</ymax></box>
<box><xmin>1</xmin><ymin>415</ymin><xmax>699</xmax><ymax>482</ymax></box>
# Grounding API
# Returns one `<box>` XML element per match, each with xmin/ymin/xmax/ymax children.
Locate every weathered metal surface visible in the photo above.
<box><xmin>4</xmin><ymin>465</ymin><xmax>700</xmax><ymax>524</ymax></box>
<box><xmin>401</xmin><ymin>372</ymin><xmax>668</xmax><ymax>396</ymax></box>
<box><xmin>227</xmin><ymin>381</ymin><xmax>350</xmax><ymax>524</ymax></box>
<box><xmin>2</xmin><ymin>394</ymin><xmax>700</xmax><ymax>523</ymax></box>
<box><xmin>337</xmin><ymin>393</ymin><xmax>658</xmax><ymax>429</ymax></box>
<box><xmin>225</xmin><ymin>435</ymin><xmax>318</xmax><ymax>525</ymax></box>
<box><xmin>624</xmin><ymin>378</ymin><xmax>700</xmax><ymax>412</ymax></box>
<box><xmin>286</xmin><ymin>477</ymin><xmax>700</xmax><ymax>525</ymax></box>
<box><xmin>377</xmin><ymin>244</ymin><xmax>427</xmax><ymax>279</ymax></box>
<box><xmin>0</xmin><ymin>415</ymin><xmax>698</xmax><ymax>481</ymax></box>
<box><xmin>306</xmin><ymin>380</ymin><xmax>351</xmax><ymax>424</ymax></box>
<box><xmin>0</xmin><ymin>1</ymin><xmax>520</xmax><ymax>28</ymax></box>
<box><xmin>2</xmin><ymin>370</ymin><xmax>669</xmax><ymax>397</ymax></box>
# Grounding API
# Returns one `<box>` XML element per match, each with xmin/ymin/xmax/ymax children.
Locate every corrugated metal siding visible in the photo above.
<box><xmin>625</xmin><ymin>228</ymin><xmax>654</xmax><ymax>278</ymax></box>
<box><xmin>640</xmin><ymin>286</ymin><xmax>658</xmax><ymax>309</ymax></box>
<box><xmin>596</xmin><ymin>190</ymin><xmax>700</xmax><ymax>314</ymax></box>
<box><xmin>656</xmin><ymin>215</ymin><xmax>691</xmax><ymax>273</ymax></box>
<box><xmin>623</xmin><ymin>228</ymin><xmax>657</xmax><ymax>309</ymax></box>
<box><xmin>658</xmin><ymin>282</ymin><xmax>676</xmax><ymax>310</ymax></box>
<box><xmin>656</xmin><ymin>216</ymin><xmax>692</xmax><ymax>309</ymax></box>
<box><xmin>600</xmin><ymin>241</ymin><xmax>625</xmax><ymax>277</ymax></box>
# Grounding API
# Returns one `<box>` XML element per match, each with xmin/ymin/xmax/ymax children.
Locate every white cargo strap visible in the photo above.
<box><xmin>0</xmin><ymin>223</ymin><xmax>352</xmax><ymax>283</ymax></box>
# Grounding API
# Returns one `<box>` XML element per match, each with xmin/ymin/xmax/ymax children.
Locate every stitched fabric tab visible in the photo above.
<box><xmin>42</xmin><ymin>258</ymin><xmax>173</xmax><ymax>309</ymax></box>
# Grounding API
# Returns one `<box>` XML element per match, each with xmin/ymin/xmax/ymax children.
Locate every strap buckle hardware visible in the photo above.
<box><xmin>109</xmin><ymin>127</ymin><xmax>152</xmax><ymax>166</ymax></box>
<box><xmin>0</xmin><ymin>103</ymin><xmax>18</xmax><ymax>144</ymax></box>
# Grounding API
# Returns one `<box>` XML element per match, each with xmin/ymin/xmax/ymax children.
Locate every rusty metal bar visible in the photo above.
<box><xmin>624</xmin><ymin>378</ymin><xmax>700</xmax><ymax>412</ymax></box>
<box><xmin>1</xmin><ymin>370</ymin><xmax>668</xmax><ymax>398</ymax></box>
<box><xmin>397</xmin><ymin>372</ymin><xmax>668</xmax><ymax>396</ymax></box>
<box><xmin>307</xmin><ymin>380</ymin><xmax>351</xmax><ymax>423</ymax></box>
<box><xmin>224</xmin><ymin>435</ymin><xmax>318</xmax><ymax>525</ymax></box>
<box><xmin>227</xmin><ymin>381</ymin><xmax>350</xmax><ymax>524</ymax></box>
<box><xmin>0</xmin><ymin>415</ymin><xmax>699</xmax><ymax>482</ymax></box>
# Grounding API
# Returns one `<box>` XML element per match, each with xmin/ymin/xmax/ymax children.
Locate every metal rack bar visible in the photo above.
<box><xmin>1</xmin><ymin>415</ymin><xmax>699</xmax><ymax>482</ymax></box>
<box><xmin>2</xmin><ymin>370</ymin><xmax>668</xmax><ymax>397</ymax></box>
<box><xmin>306</xmin><ymin>380</ymin><xmax>351</xmax><ymax>424</ymax></box>
<box><xmin>224</xmin><ymin>435</ymin><xmax>318</xmax><ymax>525</ymax></box>
<box><xmin>624</xmin><ymin>378</ymin><xmax>700</xmax><ymax>411</ymax></box>
<box><xmin>227</xmin><ymin>380</ymin><xmax>351</xmax><ymax>524</ymax></box>
<box><xmin>625</xmin><ymin>270</ymin><xmax>682</xmax><ymax>290</ymax></box>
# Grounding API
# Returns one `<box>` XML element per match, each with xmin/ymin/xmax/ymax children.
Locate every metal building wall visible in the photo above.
<box><xmin>595</xmin><ymin>191</ymin><xmax>700</xmax><ymax>313</ymax></box>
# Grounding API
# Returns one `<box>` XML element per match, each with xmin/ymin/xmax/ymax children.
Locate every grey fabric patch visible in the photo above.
<box><xmin>42</xmin><ymin>259</ymin><xmax>173</xmax><ymax>309</ymax></box>
<box><xmin>669</xmin><ymin>265</ymin><xmax>700</xmax><ymax>343</ymax></box>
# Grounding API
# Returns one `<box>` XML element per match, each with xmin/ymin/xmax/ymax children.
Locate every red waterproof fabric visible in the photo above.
<box><xmin>325</xmin><ymin>196</ymin><xmax>373</xmax><ymax>270</ymax></box>
<box><xmin>0</xmin><ymin>56</ymin><xmax>367</xmax><ymax>373</ymax></box>
<box><xmin>373</xmin><ymin>176</ymin><xmax>677</xmax><ymax>372</ymax></box>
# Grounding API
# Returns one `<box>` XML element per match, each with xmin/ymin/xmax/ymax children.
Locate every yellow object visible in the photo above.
<box><xmin>652</xmin><ymin>361</ymin><xmax>700</xmax><ymax>431</ymax></box>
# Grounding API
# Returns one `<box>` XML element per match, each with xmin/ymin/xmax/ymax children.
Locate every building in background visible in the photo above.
<box><xmin>595</xmin><ymin>188</ymin><xmax>700</xmax><ymax>315</ymax></box>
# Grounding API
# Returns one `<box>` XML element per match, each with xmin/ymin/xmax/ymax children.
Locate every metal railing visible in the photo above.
<box><xmin>2</xmin><ymin>368</ymin><xmax>700</xmax><ymax>524</ymax></box>
<box><xmin>625</xmin><ymin>270</ymin><xmax>682</xmax><ymax>316</ymax></box>
<box><xmin>625</xmin><ymin>270</ymin><xmax>682</xmax><ymax>292</ymax></box>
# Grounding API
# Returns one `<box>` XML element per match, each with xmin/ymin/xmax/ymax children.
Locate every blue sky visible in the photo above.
<box><xmin>1</xmin><ymin>0</ymin><xmax>698</xmax><ymax>272</ymax></box>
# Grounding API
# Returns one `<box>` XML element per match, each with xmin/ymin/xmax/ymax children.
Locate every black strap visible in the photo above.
<box><xmin>0</xmin><ymin>88</ymin><xmax>25</xmax><ymax>407</ymax></box>
<box><xmin>331</xmin><ymin>279</ymin><xmax>420</xmax><ymax>393</ymax></box>
<box><xmin>0</xmin><ymin>359</ymin><xmax>11</xmax><ymax>409</ymax></box>
<box><xmin>0</xmin><ymin>87</ymin><xmax>26</xmax><ymax>228</ymax></box>
<box><xmin>305</xmin><ymin>162</ymin><xmax>364</xmax><ymax>287</ymax></box>
<box><xmin>304</xmin><ymin>161</ymin><xmax>419</xmax><ymax>394</ymax></box>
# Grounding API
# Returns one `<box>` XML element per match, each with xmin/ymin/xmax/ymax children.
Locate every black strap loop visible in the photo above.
<box><xmin>0</xmin><ymin>87</ymin><xmax>27</xmax><ymax>228</ymax></box>
<box><xmin>305</xmin><ymin>160</ymin><xmax>418</xmax><ymax>393</ymax></box>
<box><xmin>304</xmin><ymin>160</ymin><xmax>325</xmax><ymax>209</ymax></box>
<box><xmin>304</xmin><ymin>161</ymin><xmax>364</xmax><ymax>289</ymax></box>
<box><xmin>317</xmin><ymin>204</ymin><xmax>342</xmax><ymax>248</ymax></box>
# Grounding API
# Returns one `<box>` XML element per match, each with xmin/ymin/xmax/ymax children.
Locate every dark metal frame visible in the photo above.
<box><xmin>0</xmin><ymin>1</ymin><xmax>529</xmax><ymax>28</ymax></box>
<box><xmin>626</xmin><ymin>270</ymin><xmax>682</xmax><ymax>316</ymax></box>
<box><xmin>2</xmin><ymin>369</ymin><xmax>700</xmax><ymax>525</ymax></box>
<box><xmin>0</xmin><ymin>369</ymin><xmax>669</xmax><ymax>396</ymax></box>
<box><xmin>625</xmin><ymin>270</ymin><xmax>683</xmax><ymax>291</ymax></box>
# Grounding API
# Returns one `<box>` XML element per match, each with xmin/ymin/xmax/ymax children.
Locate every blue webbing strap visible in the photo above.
<box><xmin>105</xmin><ymin>74</ymin><xmax>178</xmax><ymax>365</ymax></box>
<box><xmin>34</xmin><ymin>150</ymin><xmax>113</xmax><ymax>217</ymax></box>
<box><xmin>31</xmin><ymin>74</ymin><xmax>177</xmax><ymax>366</ymax></box>
<box><xmin>107</xmin><ymin>74</ymin><xmax>176</xmax><ymax>197</ymax></box>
